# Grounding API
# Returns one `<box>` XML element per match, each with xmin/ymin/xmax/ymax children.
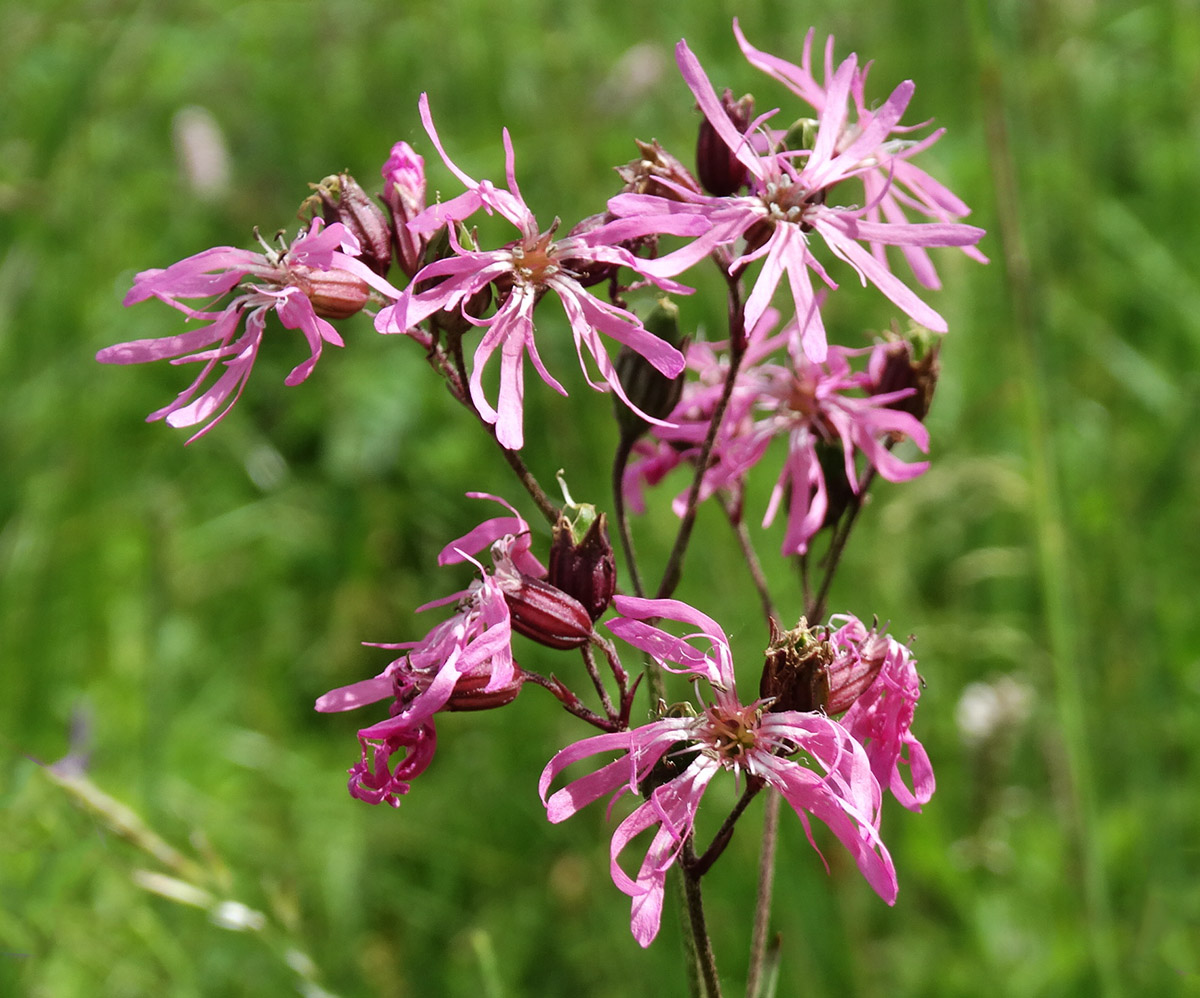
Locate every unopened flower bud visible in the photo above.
<box><xmin>294</xmin><ymin>266</ymin><xmax>372</xmax><ymax>320</ymax></box>
<box><xmin>869</xmin><ymin>330</ymin><xmax>941</xmax><ymax>422</ymax></box>
<box><xmin>303</xmin><ymin>173</ymin><xmax>393</xmax><ymax>277</ymax></box>
<box><xmin>504</xmin><ymin>575</ymin><xmax>594</xmax><ymax>650</ymax></box>
<box><xmin>697</xmin><ymin>89</ymin><xmax>754</xmax><ymax>196</ymax></box>
<box><xmin>549</xmin><ymin>509</ymin><xmax>616</xmax><ymax>623</ymax></box>
<box><xmin>617</xmin><ymin>139</ymin><xmax>702</xmax><ymax>201</ymax></box>
<box><xmin>760</xmin><ymin>619</ymin><xmax>832</xmax><ymax>714</ymax></box>
<box><xmin>443</xmin><ymin>670</ymin><xmax>525</xmax><ymax>712</ymax></box>
<box><xmin>781</xmin><ymin>117</ymin><xmax>820</xmax><ymax>154</ymax></box>
<box><xmin>417</xmin><ymin>226</ymin><xmax>492</xmax><ymax>337</ymax></box>
<box><xmin>815</xmin><ymin>439</ymin><xmax>856</xmax><ymax>530</ymax></box>
<box><xmin>562</xmin><ymin>213</ymin><xmax>621</xmax><ymax>288</ymax></box>
<box><xmin>613</xmin><ymin>296</ymin><xmax>688</xmax><ymax>443</ymax></box>
<box><xmin>381</xmin><ymin>141</ymin><xmax>427</xmax><ymax>278</ymax></box>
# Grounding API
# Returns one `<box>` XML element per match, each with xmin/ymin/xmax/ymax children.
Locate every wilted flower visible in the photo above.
<box><xmin>828</xmin><ymin>615</ymin><xmax>934</xmax><ymax>811</ymax></box>
<box><xmin>375</xmin><ymin>95</ymin><xmax>711</xmax><ymax>450</ymax></box>
<box><xmin>315</xmin><ymin>493</ymin><xmax>535</xmax><ymax>806</ymax></box>
<box><xmin>100</xmin><ymin>220</ymin><xmax>401</xmax><ymax>442</ymax></box>
<box><xmin>540</xmin><ymin>596</ymin><xmax>896</xmax><ymax>947</ymax></box>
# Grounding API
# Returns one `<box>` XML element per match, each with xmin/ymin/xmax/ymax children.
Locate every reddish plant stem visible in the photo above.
<box><xmin>654</xmin><ymin>279</ymin><xmax>746</xmax><ymax>602</ymax></box>
<box><xmin>423</xmin><ymin>330</ymin><xmax>561</xmax><ymax>527</ymax></box>
<box><xmin>521</xmin><ymin>670</ymin><xmax>617</xmax><ymax>731</ymax></box>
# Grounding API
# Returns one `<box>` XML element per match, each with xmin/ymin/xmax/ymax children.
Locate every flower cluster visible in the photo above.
<box><xmin>101</xmin><ymin>17</ymin><xmax>982</xmax><ymax>971</ymax></box>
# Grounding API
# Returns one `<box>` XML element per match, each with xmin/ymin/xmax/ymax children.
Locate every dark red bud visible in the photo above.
<box><xmin>443</xmin><ymin>670</ymin><xmax>525</xmax><ymax>711</ymax></box>
<box><xmin>294</xmin><ymin>266</ymin><xmax>372</xmax><ymax>320</ymax></box>
<box><xmin>303</xmin><ymin>173</ymin><xmax>393</xmax><ymax>277</ymax></box>
<box><xmin>548</xmin><ymin>513</ymin><xmax>616</xmax><ymax>622</ymax></box>
<box><xmin>870</xmin><ymin>335</ymin><xmax>941</xmax><ymax>422</ymax></box>
<box><xmin>697</xmin><ymin>89</ymin><xmax>755</xmax><ymax>196</ymax></box>
<box><xmin>504</xmin><ymin>576</ymin><xmax>594</xmax><ymax>650</ymax></box>
<box><xmin>613</xmin><ymin>297</ymin><xmax>688</xmax><ymax>444</ymax></box>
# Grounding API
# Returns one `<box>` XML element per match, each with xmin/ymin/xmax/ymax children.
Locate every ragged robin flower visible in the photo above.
<box><xmin>540</xmin><ymin>596</ymin><xmax>896</xmax><ymax>947</ymax></box>
<box><xmin>99</xmin><ymin>219</ymin><xmax>401</xmax><ymax>442</ymax></box>
<box><xmin>375</xmin><ymin>95</ymin><xmax>712</xmax><ymax>450</ymax></box>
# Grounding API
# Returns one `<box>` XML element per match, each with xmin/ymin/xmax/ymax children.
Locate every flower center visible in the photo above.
<box><xmin>703</xmin><ymin>704</ymin><xmax>760</xmax><ymax>766</ymax></box>
<box><xmin>761</xmin><ymin>180</ymin><xmax>826</xmax><ymax>231</ymax></box>
<box><xmin>510</xmin><ymin>230</ymin><xmax>561</xmax><ymax>286</ymax></box>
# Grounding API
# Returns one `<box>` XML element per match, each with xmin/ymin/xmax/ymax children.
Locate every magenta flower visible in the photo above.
<box><xmin>627</xmin><ymin>321</ymin><xmax>930</xmax><ymax>556</ymax></box>
<box><xmin>99</xmin><ymin>220</ymin><xmax>402</xmax><ymax>442</ymax></box>
<box><xmin>540</xmin><ymin>596</ymin><xmax>895</xmax><ymax>946</ymax></box>
<box><xmin>375</xmin><ymin>95</ymin><xmax>710</xmax><ymax>450</ymax></box>
<box><xmin>732</xmin><ymin>21</ymin><xmax>989</xmax><ymax>289</ymax></box>
<box><xmin>316</xmin><ymin>493</ymin><xmax>531</xmax><ymax>806</ymax></box>
<box><xmin>829</xmin><ymin>615</ymin><xmax>934</xmax><ymax>811</ymax></box>
<box><xmin>611</xmin><ymin>34</ymin><xmax>986</xmax><ymax>362</ymax></box>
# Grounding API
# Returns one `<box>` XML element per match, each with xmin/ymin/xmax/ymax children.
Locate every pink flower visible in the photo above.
<box><xmin>375</xmin><ymin>95</ymin><xmax>709</xmax><ymax>450</ymax></box>
<box><xmin>610</xmin><ymin>35</ymin><xmax>986</xmax><ymax>362</ymax></box>
<box><xmin>829</xmin><ymin>615</ymin><xmax>934</xmax><ymax>811</ymax></box>
<box><xmin>627</xmin><ymin>322</ymin><xmax>930</xmax><ymax>556</ymax></box>
<box><xmin>732</xmin><ymin>21</ymin><xmax>989</xmax><ymax>289</ymax></box>
<box><xmin>540</xmin><ymin>596</ymin><xmax>895</xmax><ymax>946</ymax></box>
<box><xmin>100</xmin><ymin>220</ymin><xmax>402</xmax><ymax>442</ymax></box>
<box><xmin>316</xmin><ymin>493</ymin><xmax>531</xmax><ymax>806</ymax></box>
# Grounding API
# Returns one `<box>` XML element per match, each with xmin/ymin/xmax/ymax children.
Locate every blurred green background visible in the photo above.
<box><xmin>2</xmin><ymin>0</ymin><xmax>1198</xmax><ymax>995</ymax></box>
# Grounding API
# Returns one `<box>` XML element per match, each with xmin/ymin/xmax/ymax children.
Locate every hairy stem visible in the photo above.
<box><xmin>721</xmin><ymin>493</ymin><xmax>776</xmax><ymax>627</ymax></box>
<box><xmin>612</xmin><ymin>434</ymin><xmax>647</xmax><ymax>599</ymax></box>
<box><xmin>745</xmin><ymin>789</ymin><xmax>781</xmax><ymax>998</ymax></box>
<box><xmin>682</xmin><ymin>839</ymin><xmax>723</xmax><ymax>998</ymax></box>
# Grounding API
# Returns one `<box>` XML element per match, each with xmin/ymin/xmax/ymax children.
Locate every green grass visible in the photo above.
<box><xmin>3</xmin><ymin>0</ymin><xmax>1198</xmax><ymax>995</ymax></box>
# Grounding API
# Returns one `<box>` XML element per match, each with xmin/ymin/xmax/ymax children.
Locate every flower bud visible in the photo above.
<box><xmin>616</xmin><ymin>139</ymin><xmax>702</xmax><ymax>202</ymax></box>
<box><xmin>781</xmin><ymin>117</ymin><xmax>820</xmax><ymax>154</ymax></box>
<box><xmin>417</xmin><ymin>225</ymin><xmax>493</xmax><ymax>337</ymax></box>
<box><xmin>869</xmin><ymin>331</ymin><xmax>941</xmax><ymax>422</ymax></box>
<box><xmin>815</xmin><ymin>439</ymin><xmax>856</xmax><ymax>530</ymax></box>
<box><xmin>443</xmin><ymin>670</ymin><xmax>525</xmax><ymax>712</ymax></box>
<box><xmin>504</xmin><ymin>575</ymin><xmax>594</xmax><ymax>650</ymax></box>
<box><xmin>697</xmin><ymin>89</ymin><xmax>754</xmax><ymax>196</ymax></box>
<box><xmin>613</xmin><ymin>296</ymin><xmax>688</xmax><ymax>443</ymax></box>
<box><xmin>548</xmin><ymin>510</ymin><xmax>616</xmax><ymax>622</ymax></box>
<box><xmin>293</xmin><ymin>266</ymin><xmax>372</xmax><ymax>320</ymax></box>
<box><xmin>303</xmin><ymin>173</ymin><xmax>393</xmax><ymax>277</ymax></box>
<box><xmin>381</xmin><ymin>141</ymin><xmax>427</xmax><ymax>278</ymax></box>
<box><xmin>562</xmin><ymin>213</ymin><xmax>621</xmax><ymax>288</ymax></box>
<box><xmin>760</xmin><ymin>619</ymin><xmax>832</xmax><ymax>713</ymax></box>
